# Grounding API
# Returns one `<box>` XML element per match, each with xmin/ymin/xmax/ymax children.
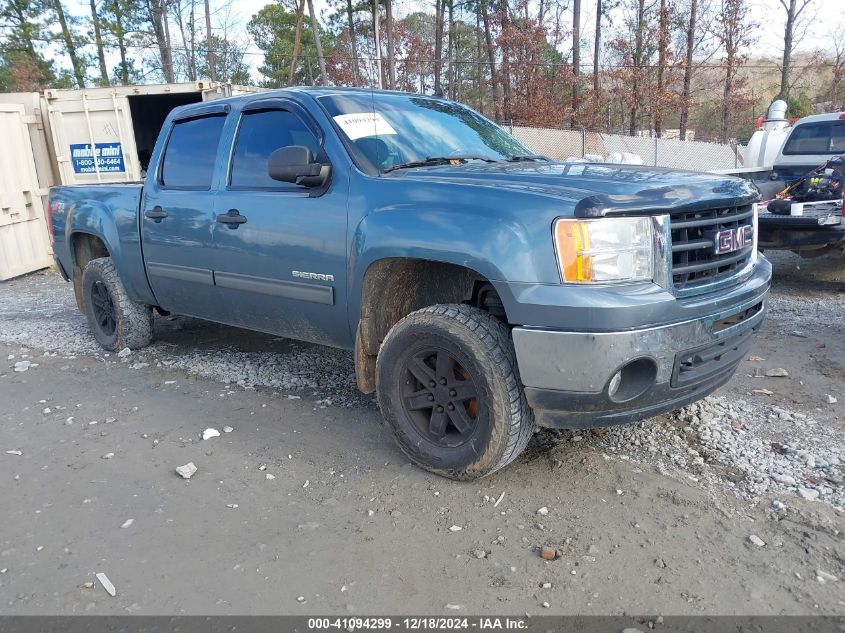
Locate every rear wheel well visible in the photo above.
<box><xmin>356</xmin><ymin>258</ymin><xmax>506</xmax><ymax>393</ymax></box>
<box><xmin>70</xmin><ymin>233</ymin><xmax>110</xmax><ymax>312</ymax></box>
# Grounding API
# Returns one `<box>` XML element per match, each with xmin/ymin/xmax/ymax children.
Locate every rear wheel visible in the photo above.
<box><xmin>376</xmin><ymin>304</ymin><xmax>534</xmax><ymax>480</ymax></box>
<box><xmin>81</xmin><ymin>257</ymin><xmax>154</xmax><ymax>351</ymax></box>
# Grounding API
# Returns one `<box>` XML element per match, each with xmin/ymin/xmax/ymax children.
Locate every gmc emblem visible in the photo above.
<box><xmin>713</xmin><ymin>225</ymin><xmax>753</xmax><ymax>255</ymax></box>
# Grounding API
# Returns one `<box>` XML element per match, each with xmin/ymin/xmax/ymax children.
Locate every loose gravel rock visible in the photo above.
<box><xmin>1</xmin><ymin>259</ymin><xmax>842</xmax><ymax>511</ymax></box>
<box><xmin>0</xmin><ymin>271</ymin><xmax>372</xmax><ymax>408</ymax></box>
<box><xmin>543</xmin><ymin>393</ymin><xmax>844</xmax><ymax>508</ymax></box>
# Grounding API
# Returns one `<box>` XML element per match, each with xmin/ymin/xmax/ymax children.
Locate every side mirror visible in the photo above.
<box><xmin>268</xmin><ymin>145</ymin><xmax>330</xmax><ymax>188</ymax></box>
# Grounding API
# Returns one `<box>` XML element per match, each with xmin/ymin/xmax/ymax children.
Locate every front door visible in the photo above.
<box><xmin>212</xmin><ymin>104</ymin><xmax>349</xmax><ymax>347</ymax></box>
<box><xmin>141</xmin><ymin>109</ymin><xmax>227</xmax><ymax>319</ymax></box>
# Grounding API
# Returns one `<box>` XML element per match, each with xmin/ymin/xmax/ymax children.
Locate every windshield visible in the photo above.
<box><xmin>316</xmin><ymin>92</ymin><xmax>532</xmax><ymax>173</ymax></box>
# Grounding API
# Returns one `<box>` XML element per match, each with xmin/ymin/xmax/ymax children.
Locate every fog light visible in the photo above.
<box><xmin>608</xmin><ymin>371</ymin><xmax>622</xmax><ymax>398</ymax></box>
<box><xmin>607</xmin><ymin>358</ymin><xmax>658</xmax><ymax>403</ymax></box>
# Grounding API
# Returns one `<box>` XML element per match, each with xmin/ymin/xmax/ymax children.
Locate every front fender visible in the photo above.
<box><xmin>346</xmin><ymin>200</ymin><xmax>549</xmax><ymax>333</ymax></box>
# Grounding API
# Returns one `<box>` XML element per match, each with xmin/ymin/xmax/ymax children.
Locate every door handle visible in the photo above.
<box><xmin>217</xmin><ymin>209</ymin><xmax>247</xmax><ymax>228</ymax></box>
<box><xmin>144</xmin><ymin>206</ymin><xmax>168</xmax><ymax>222</ymax></box>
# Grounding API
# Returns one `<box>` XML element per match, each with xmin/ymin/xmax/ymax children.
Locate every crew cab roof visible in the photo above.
<box><xmin>168</xmin><ymin>86</ymin><xmax>436</xmax><ymax>117</ymax></box>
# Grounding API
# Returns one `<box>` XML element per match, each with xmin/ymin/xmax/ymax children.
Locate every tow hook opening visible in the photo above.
<box><xmin>607</xmin><ymin>358</ymin><xmax>658</xmax><ymax>403</ymax></box>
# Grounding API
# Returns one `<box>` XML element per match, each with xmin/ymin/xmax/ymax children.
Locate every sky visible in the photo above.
<box><xmin>59</xmin><ymin>0</ymin><xmax>845</xmax><ymax>83</ymax></box>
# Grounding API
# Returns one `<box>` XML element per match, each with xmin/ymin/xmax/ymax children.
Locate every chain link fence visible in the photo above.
<box><xmin>501</xmin><ymin>124</ymin><xmax>747</xmax><ymax>172</ymax></box>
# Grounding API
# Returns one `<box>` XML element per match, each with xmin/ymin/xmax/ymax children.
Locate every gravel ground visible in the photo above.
<box><xmin>2</xmin><ymin>253</ymin><xmax>842</xmax><ymax>509</ymax></box>
<box><xmin>0</xmin><ymin>251</ymin><xmax>843</xmax><ymax>614</ymax></box>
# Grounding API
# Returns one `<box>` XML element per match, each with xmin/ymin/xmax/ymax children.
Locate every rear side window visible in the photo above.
<box><xmin>782</xmin><ymin>122</ymin><xmax>845</xmax><ymax>155</ymax></box>
<box><xmin>229</xmin><ymin>109</ymin><xmax>322</xmax><ymax>190</ymax></box>
<box><xmin>160</xmin><ymin>115</ymin><xmax>226</xmax><ymax>188</ymax></box>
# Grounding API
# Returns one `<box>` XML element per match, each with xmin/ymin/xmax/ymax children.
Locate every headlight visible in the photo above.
<box><xmin>553</xmin><ymin>217</ymin><xmax>654</xmax><ymax>283</ymax></box>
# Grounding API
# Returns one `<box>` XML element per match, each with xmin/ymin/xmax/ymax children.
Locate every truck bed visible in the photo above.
<box><xmin>50</xmin><ymin>183</ymin><xmax>153</xmax><ymax>305</ymax></box>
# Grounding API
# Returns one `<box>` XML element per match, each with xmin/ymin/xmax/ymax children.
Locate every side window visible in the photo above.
<box><xmin>160</xmin><ymin>115</ymin><xmax>226</xmax><ymax>188</ymax></box>
<box><xmin>230</xmin><ymin>109</ymin><xmax>322</xmax><ymax>190</ymax></box>
<box><xmin>831</xmin><ymin>124</ymin><xmax>845</xmax><ymax>152</ymax></box>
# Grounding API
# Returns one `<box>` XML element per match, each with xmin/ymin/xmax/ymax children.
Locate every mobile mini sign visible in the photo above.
<box><xmin>69</xmin><ymin>142</ymin><xmax>126</xmax><ymax>174</ymax></box>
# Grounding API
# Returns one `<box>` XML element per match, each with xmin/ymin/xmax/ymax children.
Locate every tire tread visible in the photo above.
<box><xmin>377</xmin><ymin>303</ymin><xmax>534</xmax><ymax>479</ymax></box>
<box><xmin>82</xmin><ymin>257</ymin><xmax>153</xmax><ymax>350</ymax></box>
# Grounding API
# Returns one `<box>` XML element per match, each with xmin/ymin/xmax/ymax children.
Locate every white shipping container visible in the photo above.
<box><xmin>0</xmin><ymin>103</ymin><xmax>52</xmax><ymax>280</ymax></box>
<box><xmin>0</xmin><ymin>81</ymin><xmax>265</xmax><ymax>280</ymax></box>
<box><xmin>44</xmin><ymin>81</ymin><xmax>259</xmax><ymax>185</ymax></box>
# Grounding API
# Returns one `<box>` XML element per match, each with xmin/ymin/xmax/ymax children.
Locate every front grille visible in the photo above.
<box><xmin>670</xmin><ymin>204</ymin><xmax>754</xmax><ymax>291</ymax></box>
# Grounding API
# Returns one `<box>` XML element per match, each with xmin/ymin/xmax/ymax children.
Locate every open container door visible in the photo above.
<box><xmin>43</xmin><ymin>83</ymin><xmax>218</xmax><ymax>186</ymax></box>
<box><xmin>45</xmin><ymin>88</ymin><xmax>141</xmax><ymax>185</ymax></box>
<box><xmin>0</xmin><ymin>103</ymin><xmax>52</xmax><ymax>280</ymax></box>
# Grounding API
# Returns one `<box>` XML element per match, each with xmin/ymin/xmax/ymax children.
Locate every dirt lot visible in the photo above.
<box><xmin>0</xmin><ymin>252</ymin><xmax>843</xmax><ymax>615</ymax></box>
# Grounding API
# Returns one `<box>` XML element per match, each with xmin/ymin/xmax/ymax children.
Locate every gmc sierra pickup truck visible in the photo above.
<box><xmin>49</xmin><ymin>87</ymin><xmax>771</xmax><ymax>479</ymax></box>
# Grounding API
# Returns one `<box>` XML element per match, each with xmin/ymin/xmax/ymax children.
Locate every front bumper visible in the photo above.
<box><xmin>511</xmin><ymin>266</ymin><xmax>770</xmax><ymax>429</ymax></box>
<box><xmin>758</xmin><ymin>213</ymin><xmax>845</xmax><ymax>251</ymax></box>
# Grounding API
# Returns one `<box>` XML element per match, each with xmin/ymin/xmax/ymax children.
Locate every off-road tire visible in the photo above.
<box><xmin>376</xmin><ymin>304</ymin><xmax>535</xmax><ymax>480</ymax></box>
<box><xmin>81</xmin><ymin>257</ymin><xmax>154</xmax><ymax>351</ymax></box>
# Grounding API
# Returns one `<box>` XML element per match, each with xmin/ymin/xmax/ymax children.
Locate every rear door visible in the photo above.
<box><xmin>141</xmin><ymin>105</ymin><xmax>228</xmax><ymax>318</ymax></box>
<box><xmin>212</xmin><ymin>100</ymin><xmax>349</xmax><ymax>346</ymax></box>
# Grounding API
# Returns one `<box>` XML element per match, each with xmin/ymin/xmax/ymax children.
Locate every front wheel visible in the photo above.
<box><xmin>376</xmin><ymin>304</ymin><xmax>534</xmax><ymax>480</ymax></box>
<box><xmin>81</xmin><ymin>257</ymin><xmax>154</xmax><ymax>351</ymax></box>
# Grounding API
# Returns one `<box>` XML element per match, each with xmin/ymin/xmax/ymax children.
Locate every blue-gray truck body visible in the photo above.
<box><xmin>49</xmin><ymin>87</ymin><xmax>771</xmax><ymax>430</ymax></box>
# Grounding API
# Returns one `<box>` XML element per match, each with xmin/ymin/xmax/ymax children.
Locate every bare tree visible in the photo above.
<box><xmin>147</xmin><ymin>0</ymin><xmax>174</xmax><ymax>82</ymax></box>
<box><xmin>53</xmin><ymin>0</ymin><xmax>87</xmax><ymax>87</ymax></box>
<box><xmin>171</xmin><ymin>0</ymin><xmax>198</xmax><ymax>80</ymax></box>
<box><xmin>447</xmin><ymin>0</ymin><xmax>454</xmax><ymax>98</ymax></box>
<box><xmin>827</xmin><ymin>26</ymin><xmax>845</xmax><ymax>110</ymax></box>
<box><xmin>89</xmin><ymin>0</ymin><xmax>110</xmax><ymax>85</ymax></box>
<box><xmin>434</xmin><ymin>0</ymin><xmax>445</xmax><ymax>94</ymax></box>
<box><xmin>101</xmin><ymin>0</ymin><xmax>140</xmax><ymax>85</ymax></box>
<box><xmin>777</xmin><ymin>0</ymin><xmax>813</xmax><ymax>101</ymax></box>
<box><xmin>628</xmin><ymin>0</ymin><xmax>646</xmax><ymax>135</ymax></box>
<box><xmin>204</xmin><ymin>0</ymin><xmax>215</xmax><ymax>80</ymax></box>
<box><xmin>476</xmin><ymin>1</ymin><xmax>484</xmax><ymax>113</ymax></box>
<box><xmin>345</xmin><ymin>0</ymin><xmax>360</xmax><ymax>85</ymax></box>
<box><xmin>653</xmin><ymin>0</ymin><xmax>669</xmax><ymax>137</ymax></box>
<box><xmin>676</xmin><ymin>0</ymin><xmax>717</xmax><ymax>139</ymax></box>
<box><xmin>678</xmin><ymin>0</ymin><xmax>698</xmax><ymax>140</ymax></box>
<box><xmin>306</xmin><ymin>0</ymin><xmax>327</xmax><ymax>84</ymax></box>
<box><xmin>444</xmin><ymin>0</ymin><xmax>455</xmax><ymax>99</ymax></box>
<box><xmin>373</xmin><ymin>0</ymin><xmax>383</xmax><ymax>87</ymax></box>
<box><xmin>500</xmin><ymin>0</ymin><xmax>512</xmax><ymax>120</ymax></box>
<box><xmin>289</xmin><ymin>0</ymin><xmax>305</xmax><ymax>84</ymax></box>
<box><xmin>570</xmin><ymin>0</ymin><xmax>581</xmax><ymax>127</ymax></box>
<box><xmin>481</xmin><ymin>0</ymin><xmax>501</xmax><ymax>119</ymax></box>
<box><xmin>385</xmin><ymin>0</ymin><xmax>396</xmax><ymax>88</ymax></box>
<box><xmin>714</xmin><ymin>0</ymin><xmax>754</xmax><ymax>142</ymax></box>
<box><xmin>593</xmin><ymin>0</ymin><xmax>601</xmax><ymax>95</ymax></box>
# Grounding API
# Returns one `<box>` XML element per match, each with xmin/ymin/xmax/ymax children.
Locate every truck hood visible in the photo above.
<box><xmin>389</xmin><ymin>161</ymin><xmax>758</xmax><ymax>216</ymax></box>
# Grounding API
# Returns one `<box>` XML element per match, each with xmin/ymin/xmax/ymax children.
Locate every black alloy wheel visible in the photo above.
<box><xmin>376</xmin><ymin>304</ymin><xmax>535</xmax><ymax>480</ymax></box>
<box><xmin>400</xmin><ymin>347</ymin><xmax>481</xmax><ymax>448</ymax></box>
<box><xmin>81</xmin><ymin>257</ymin><xmax>154</xmax><ymax>351</ymax></box>
<box><xmin>90</xmin><ymin>280</ymin><xmax>117</xmax><ymax>338</ymax></box>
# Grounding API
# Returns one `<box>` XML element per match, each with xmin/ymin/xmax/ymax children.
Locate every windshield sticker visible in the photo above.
<box><xmin>333</xmin><ymin>112</ymin><xmax>397</xmax><ymax>140</ymax></box>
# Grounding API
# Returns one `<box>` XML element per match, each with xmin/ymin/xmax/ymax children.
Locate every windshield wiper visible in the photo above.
<box><xmin>506</xmin><ymin>154</ymin><xmax>551</xmax><ymax>162</ymax></box>
<box><xmin>383</xmin><ymin>155</ymin><xmax>497</xmax><ymax>173</ymax></box>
